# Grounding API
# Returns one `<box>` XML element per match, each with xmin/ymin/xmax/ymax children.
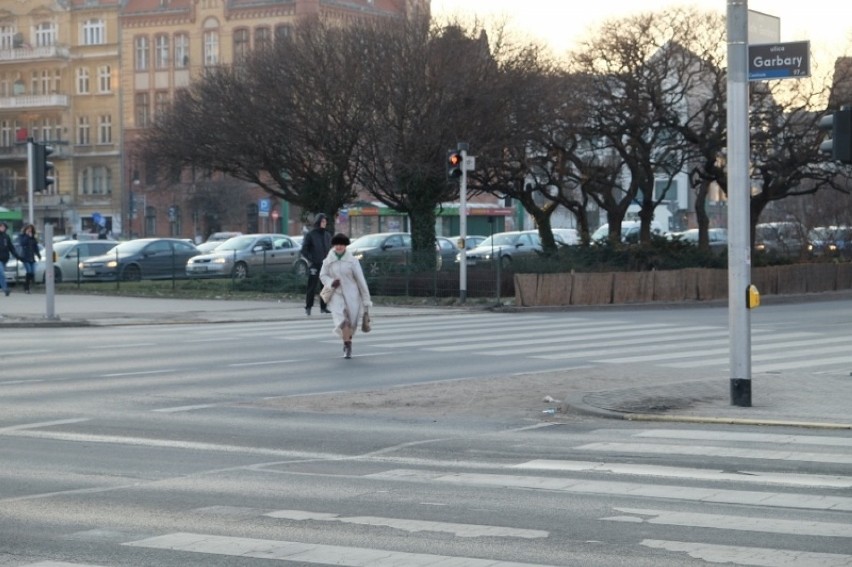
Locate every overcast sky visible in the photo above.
<box><xmin>430</xmin><ymin>1</ymin><xmax>851</xmax><ymax>57</ymax></box>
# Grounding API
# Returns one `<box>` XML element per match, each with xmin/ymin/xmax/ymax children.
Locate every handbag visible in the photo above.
<box><xmin>361</xmin><ymin>309</ymin><xmax>372</xmax><ymax>333</ymax></box>
<box><xmin>319</xmin><ymin>285</ymin><xmax>334</xmax><ymax>304</ymax></box>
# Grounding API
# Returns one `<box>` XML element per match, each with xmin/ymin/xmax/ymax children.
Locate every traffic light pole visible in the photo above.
<box><xmin>458</xmin><ymin>144</ymin><xmax>468</xmax><ymax>303</ymax></box>
<box><xmin>26</xmin><ymin>138</ymin><xmax>35</xmax><ymax>224</ymax></box>
<box><xmin>727</xmin><ymin>0</ymin><xmax>752</xmax><ymax>407</ymax></box>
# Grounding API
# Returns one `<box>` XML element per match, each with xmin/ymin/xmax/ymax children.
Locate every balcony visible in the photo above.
<box><xmin>0</xmin><ymin>94</ymin><xmax>69</xmax><ymax>110</ymax></box>
<box><xmin>0</xmin><ymin>44</ymin><xmax>70</xmax><ymax>63</ymax></box>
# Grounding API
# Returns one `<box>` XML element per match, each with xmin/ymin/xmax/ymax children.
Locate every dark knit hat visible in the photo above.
<box><xmin>331</xmin><ymin>233</ymin><xmax>350</xmax><ymax>246</ymax></box>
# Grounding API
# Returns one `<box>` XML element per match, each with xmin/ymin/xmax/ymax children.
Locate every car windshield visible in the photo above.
<box><xmin>112</xmin><ymin>240</ymin><xmax>150</xmax><ymax>254</ymax></box>
<box><xmin>216</xmin><ymin>236</ymin><xmax>256</xmax><ymax>251</ymax></box>
<box><xmin>53</xmin><ymin>241</ymin><xmax>76</xmax><ymax>255</ymax></box>
<box><xmin>351</xmin><ymin>234</ymin><xmax>389</xmax><ymax>248</ymax></box>
<box><xmin>479</xmin><ymin>233</ymin><xmax>520</xmax><ymax>248</ymax></box>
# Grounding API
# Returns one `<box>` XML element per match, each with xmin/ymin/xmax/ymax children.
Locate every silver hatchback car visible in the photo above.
<box><xmin>186</xmin><ymin>233</ymin><xmax>302</xmax><ymax>279</ymax></box>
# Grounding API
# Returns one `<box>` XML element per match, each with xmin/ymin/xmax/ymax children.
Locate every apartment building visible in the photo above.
<box><xmin>0</xmin><ymin>0</ymin><xmax>425</xmax><ymax>239</ymax></box>
<box><xmin>0</xmin><ymin>0</ymin><xmax>121</xmax><ymax>237</ymax></box>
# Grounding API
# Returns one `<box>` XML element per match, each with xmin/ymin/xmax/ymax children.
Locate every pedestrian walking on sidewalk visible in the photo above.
<box><xmin>0</xmin><ymin>222</ymin><xmax>22</xmax><ymax>297</ymax></box>
<box><xmin>320</xmin><ymin>233</ymin><xmax>372</xmax><ymax>359</ymax></box>
<box><xmin>301</xmin><ymin>213</ymin><xmax>331</xmax><ymax>316</ymax></box>
<box><xmin>18</xmin><ymin>224</ymin><xmax>41</xmax><ymax>294</ymax></box>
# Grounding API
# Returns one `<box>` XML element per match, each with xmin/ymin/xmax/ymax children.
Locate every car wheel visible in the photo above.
<box><xmin>232</xmin><ymin>262</ymin><xmax>249</xmax><ymax>279</ymax></box>
<box><xmin>500</xmin><ymin>255</ymin><xmax>512</xmax><ymax>269</ymax></box>
<box><xmin>121</xmin><ymin>264</ymin><xmax>142</xmax><ymax>281</ymax></box>
<box><xmin>366</xmin><ymin>261</ymin><xmax>381</xmax><ymax>276</ymax></box>
<box><xmin>47</xmin><ymin>266</ymin><xmax>62</xmax><ymax>283</ymax></box>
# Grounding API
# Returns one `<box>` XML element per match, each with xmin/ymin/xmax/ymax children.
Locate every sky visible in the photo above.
<box><xmin>430</xmin><ymin>1</ymin><xmax>851</xmax><ymax>60</ymax></box>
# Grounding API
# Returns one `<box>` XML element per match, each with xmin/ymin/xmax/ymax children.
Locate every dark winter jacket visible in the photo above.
<box><xmin>0</xmin><ymin>231</ymin><xmax>19</xmax><ymax>263</ymax></box>
<box><xmin>301</xmin><ymin>217</ymin><xmax>332</xmax><ymax>268</ymax></box>
<box><xmin>18</xmin><ymin>232</ymin><xmax>41</xmax><ymax>263</ymax></box>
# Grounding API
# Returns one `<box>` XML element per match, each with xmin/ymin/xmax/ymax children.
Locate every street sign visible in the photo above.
<box><xmin>748</xmin><ymin>41</ymin><xmax>810</xmax><ymax>81</ymax></box>
<box><xmin>258</xmin><ymin>198</ymin><xmax>270</xmax><ymax>218</ymax></box>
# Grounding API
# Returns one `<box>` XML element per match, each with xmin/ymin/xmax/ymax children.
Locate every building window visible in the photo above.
<box><xmin>97</xmin><ymin>65</ymin><xmax>111</xmax><ymax>93</ymax></box>
<box><xmin>154</xmin><ymin>91</ymin><xmax>169</xmax><ymax>121</ymax></box>
<box><xmin>76</xmin><ymin>67</ymin><xmax>89</xmax><ymax>94</ymax></box>
<box><xmin>0</xmin><ymin>121</ymin><xmax>11</xmax><ymax>147</ymax></box>
<box><xmin>174</xmin><ymin>33</ymin><xmax>189</xmax><ymax>68</ymax></box>
<box><xmin>82</xmin><ymin>19</ymin><xmax>105</xmax><ymax>46</ymax></box>
<box><xmin>274</xmin><ymin>24</ymin><xmax>291</xmax><ymax>43</ymax></box>
<box><xmin>0</xmin><ymin>26</ymin><xmax>15</xmax><ymax>49</ymax></box>
<box><xmin>35</xmin><ymin>22</ymin><xmax>57</xmax><ymax>47</ymax></box>
<box><xmin>80</xmin><ymin>166</ymin><xmax>112</xmax><ymax>195</ymax></box>
<box><xmin>77</xmin><ymin>115</ymin><xmax>90</xmax><ymax>145</ymax></box>
<box><xmin>135</xmin><ymin>92</ymin><xmax>150</xmax><ymax>127</ymax></box>
<box><xmin>203</xmin><ymin>30</ymin><xmax>219</xmax><ymax>67</ymax></box>
<box><xmin>254</xmin><ymin>27</ymin><xmax>271</xmax><ymax>51</ymax></box>
<box><xmin>234</xmin><ymin>29</ymin><xmax>249</xmax><ymax>62</ymax></box>
<box><xmin>31</xmin><ymin>69</ymin><xmax>52</xmax><ymax>95</ymax></box>
<box><xmin>98</xmin><ymin>114</ymin><xmax>111</xmax><ymax>144</ymax></box>
<box><xmin>135</xmin><ymin>36</ymin><xmax>149</xmax><ymax>71</ymax></box>
<box><xmin>155</xmin><ymin>35</ymin><xmax>169</xmax><ymax>69</ymax></box>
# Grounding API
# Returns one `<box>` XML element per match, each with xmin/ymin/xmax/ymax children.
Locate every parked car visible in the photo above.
<box><xmin>449</xmin><ymin>235</ymin><xmax>487</xmax><ymax>251</ymax></box>
<box><xmin>194</xmin><ymin>240</ymin><xmax>224</xmax><ymax>254</ymax></box>
<box><xmin>592</xmin><ymin>220</ymin><xmax>665</xmax><ymax>243</ymax></box>
<box><xmin>461</xmin><ymin>230</ymin><xmax>544</xmax><ymax>269</ymax></box>
<box><xmin>669</xmin><ymin>228</ymin><xmax>727</xmax><ymax>254</ymax></box>
<box><xmin>349</xmin><ymin>232</ymin><xmax>412</xmax><ymax>274</ymax></box>
<box><xmin>186</xmin><ymin>233</ymin><xmax>302</xmax><ymax>279</ymax></box>
<box><xmin>79</xmin><ymin>238</ymin><xmax>200</xmax><ymax>281</ymax></box>
<box><xmin>754</xmin><ymin>222</ymin><xmax>807</xmax><ymax>258</ymax></box>
<box><xmin>21</xmin><ymin>239</ymin><xmax>119</xmax><ymax>283</ymax></box>
<box><xmin>435</xmin><ymin>236</ymin><xmax>460</xmax><ymax>271</ymax></box>
<box><xmin>206</xmin><ymin>231</ymin><xmax>242</xmax><ymax>243</ymax></box>
<box><xmin>552</xmin><ymin>228</ymin><xmax>580</xmax><ymax>246</ymax></box>
<box><xmin>808</xmin><ymin>226</ymin><xmax>852</xmax><ymax>258</ymax></box>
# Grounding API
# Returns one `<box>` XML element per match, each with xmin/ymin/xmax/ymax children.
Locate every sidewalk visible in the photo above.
<box><xmin>2</xmin><ymin>292</ymin><xmax>849</xmax><ymax>430</ymax></box>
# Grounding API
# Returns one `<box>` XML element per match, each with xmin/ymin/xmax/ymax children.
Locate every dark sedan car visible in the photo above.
<box><xmin>79</xmin><ymin>238</ymin><xmax>200</xmax><ymax>281</ymax></box>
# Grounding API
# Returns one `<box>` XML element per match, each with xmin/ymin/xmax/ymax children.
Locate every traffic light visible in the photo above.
<box><xmin>447</xmin><ymin>150</ymin><xmax>463</xmax><ymax>179</ymax></box>
<box><xmin>33</xmin><ymin>142</ymin><xmax>55</xmax><ymax>191</ymax></box>
<box><xmin>818</xmin><ymin>107</ymin><xmax>852</xmax><ymax>164</ymax></box>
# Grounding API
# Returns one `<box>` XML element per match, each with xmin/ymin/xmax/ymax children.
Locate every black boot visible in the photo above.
<box><xmin>343</xmin><ymin>341</ymin><xmax>352</xmax><ymax>359</ymax></box>
<box><xmin>24</xmin><ymin>274</ymin><xmax>31</xmax><ymax>294</ymax></box>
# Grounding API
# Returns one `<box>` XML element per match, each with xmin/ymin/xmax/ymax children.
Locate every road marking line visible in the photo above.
<box><xmin>152</xmin><ymin>404</ymin><xmax>220</xmax><ymax>413</ymax></box>
<box><xmin>513</xmin><ymin>459</ymin><xmax>852</xmax><ymax>488</ymax></box>
<box><xmin>575</xmin><ymin>442</ymin><xmax>852</xmax><ymax>464</ymax></box>
<box><xmin>642</xmin><ymin>539</ymin><xmax>852</xmax><ymax>567</ymax></box>
<box><xmin>86</xmin><ymin>342</ymin><xmax>157</xmax><ymax>349</ymax></box>
<box><xmin>0</xmin><ymin>418</ymin><xmax>89</xmax><ymax>433</ymax></box>
<box><xmin>124</xmin><ymin>532</ymin><xmax>560</xmax><ymax>566</ymax></box>
<box><xmin>100</xmin><ymin>369</ymin><xmax>176</xmax><ymax>377</ymax></box>
<box><xmin>228</xmin><ymin>359</ymin><xmax>298</xmax><ymax>367</ymax></box>
<box><xmin>265</xmin><ymin>509</ymin><xmax>548</xmax><ymax>539</ymax></box>
<box><xmin>635</xmin><ymin>429</ymin><xmax>852</xmax><ymax>447</ymax></box>
<box><xmin>366</xmin><ymin>470</ymin><xmax>852</xmax><ymax>512</ymax></box>
<box><xmin>606</xmin><ymin>507</ymin><xmax>852</xmax><ymax>537</ymax></box>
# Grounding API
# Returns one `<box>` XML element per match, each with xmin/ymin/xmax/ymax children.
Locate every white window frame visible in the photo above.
<box><xmin>174</xmin><ymin>33</ymin><xmax>189</xmax><ymax>68</ymax></box>
<box><xmin>135</xmin><ymin>36</ymin><xmax>149</xmax><ymax>71</ymax></box>
<box><xmin>155</xmin><ymin>35</ymin><xmax>169</xmax><ymax>69</ymax></box>
<box><xmin>34</xmin><ymin>22</ymin><xmax>57</xmax><ymax>47</ymax></box>
<box><xmin>77</xmin><ymin>115</ymin><xmax>90</xmax><ymax>145</ymax></box>
<box><xmin>0</xmin><ymin>26</ymin><xmax>15</xmax><ymax>49</ymax></box>
<box><xmin>82</xmin><ymin>19</ymin><xmax>105</xmax><ymax>46</ymax></box>
<box><xmin>76</xmin><ymin>67</ymin><xmax>90</xmax><ymax>94</ymax></box>
<box><xmin>98</xmin><ymin>114</ymin><xmax>111</xmax><ymax>144</ymax></box>
<box><xmin>97</xmin><ymin>65</ymin><xmax>111</xmax><ymax>93</ymax></box>
<box><xmin>203</xmin><ymin>30</ymin><xmax>219</xmax><ymax>66</ymax></box>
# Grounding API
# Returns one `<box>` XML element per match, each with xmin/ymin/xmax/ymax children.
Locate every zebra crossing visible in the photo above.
<box><xmin>12</xmin><ymin>425</ymin><xmax>852</xmax><ymax>567</ymax></box>
<box><xmin>259</xmin><ymin>311</ymin><xmax>852</xmax><ymax>374</ymax></box>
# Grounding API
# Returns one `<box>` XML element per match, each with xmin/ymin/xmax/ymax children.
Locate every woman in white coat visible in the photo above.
<box><xmin>320</xmin><ymin>233</ymin><xmax>372</xmax><ymax>359</ymax></box>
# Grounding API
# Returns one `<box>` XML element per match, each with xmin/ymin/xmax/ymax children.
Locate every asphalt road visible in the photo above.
<box><xmin>1</xmin><ymin>306</ymin><xmax>851</xmax><ymax>566</ymax></box>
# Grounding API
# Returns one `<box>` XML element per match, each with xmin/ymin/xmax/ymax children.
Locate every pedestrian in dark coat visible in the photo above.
<box><xmin>18</xmin><ymin>224</ymin><xmax>41</xmax><ymax>294</ymax></box>
<box><xmin>0</xmin><ymin>222</ymin><xmax>22</xmax><ymax>297</ymax></box>
<box><xmin>300</xmin><ymin>213</ymin><xmax>332</xmax><ymax>315</ymax></box>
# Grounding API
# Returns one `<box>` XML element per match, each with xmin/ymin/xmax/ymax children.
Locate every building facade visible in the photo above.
<box><xmin>0</xmin><ymin>0</ymin><xmax>425</xmax><ymax>239</ymax></box>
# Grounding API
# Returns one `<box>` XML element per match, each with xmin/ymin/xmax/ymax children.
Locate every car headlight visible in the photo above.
<box><xmin>829</xmin><ymin>244</ymin><xmax>838</xmax><ymax>252</ymax></box>
<box><xmin>106</xmin><ymin>260</ymin><xmax>118</xmax><ymax>268</ymax></box>
<box><xmin>213</xmin><ymin>257</ymin><xmax>228</xmax><ymax>264</ymax></box>
<box><xmin>755</xmin><ymin>243</ymin><xmax>766</xmax><ymax>252</ymax></box>
<box><xmin>354</xmin><ymin>253</ymin><xmax>364</xmax><ymax>261</ymax></box>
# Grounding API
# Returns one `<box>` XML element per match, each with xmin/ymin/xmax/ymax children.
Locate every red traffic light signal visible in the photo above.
<box><xmin>447</xmin><ymin>150</ymin><xmax>463</xmax><ymax>179</ymax></box>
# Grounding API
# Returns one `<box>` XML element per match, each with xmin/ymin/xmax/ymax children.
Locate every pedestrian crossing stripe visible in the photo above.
<box><xmin>123</xmin><ymin>532</ymin><xmax>561</xmax><ymax>567</ymax></box>
<box><xmin>642</xmin><ymin>539</ymin><xmax>852</xmax><ymax>567</ymax></box>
